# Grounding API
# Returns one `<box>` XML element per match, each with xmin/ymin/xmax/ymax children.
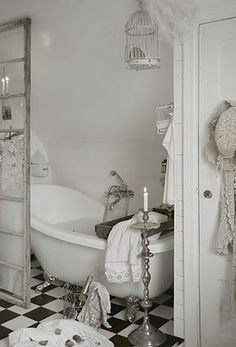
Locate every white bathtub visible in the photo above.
<box><xmin>31</xmin><ymin>184</ymin><xmax>174</xmax><ymax>299</ymax></box>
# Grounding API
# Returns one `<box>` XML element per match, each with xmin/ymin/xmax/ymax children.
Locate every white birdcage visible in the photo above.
<box><xmin>125</xmin><ymin>0</ymin><xmax>160</xmax><ymax>70</ymax></box>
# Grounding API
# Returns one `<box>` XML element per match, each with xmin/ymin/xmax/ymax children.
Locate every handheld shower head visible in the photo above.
<box><xmin>110</xmin><ymin>170</ymin><xmax>127</xmax><ymax>187</ymax></box>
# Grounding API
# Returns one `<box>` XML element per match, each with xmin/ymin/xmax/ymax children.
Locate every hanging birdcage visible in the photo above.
<box><xmin>125</xmin><ymin>0</ymin><xmax>160</xmax><ymax>71</ymax></box>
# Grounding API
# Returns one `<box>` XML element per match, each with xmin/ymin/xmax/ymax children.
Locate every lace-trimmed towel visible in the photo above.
<box><xmin>0</xmin><ymin>135</ymin><xmax>24</xmax><ymax>190</ymax></box>
<box><xmin>205</xmin><ymin>100</ymin><xmax>236</xmax><ymax>317</ymax></box>
<box><xmin>105</xmin><ymin>211</ymin><xmax>167</xmax><ymax>284</ymax></box>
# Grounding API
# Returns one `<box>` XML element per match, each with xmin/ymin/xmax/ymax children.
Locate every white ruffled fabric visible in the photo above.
<box><xmin>144</xmin><ymin>0</ymin><xmax>197</xmax><ymax>44</ymax></box>
<box><xmin>9</xmin><ymin>319</ymin><xmax>114</xmax><ymax>347</ymax></box>
<box><xmin>78</xmin><ymin>281</ymin><xmax>111</xmax><ymax>329</ymax></box>
<box><xmin>105</xmin><ymin>212</ymin><xmax>167</xmax><ymax>284</ymax></box>
<box><xmin>0</xmin><ymin>135</ymin><xmax>24</xmax><ymax>190</ymax></box>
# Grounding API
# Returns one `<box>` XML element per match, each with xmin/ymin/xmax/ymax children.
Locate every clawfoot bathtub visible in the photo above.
<box><xmin>31</xmin><ymin>184</ymin><xmax>174</xmax><ymax>299</ymax></box>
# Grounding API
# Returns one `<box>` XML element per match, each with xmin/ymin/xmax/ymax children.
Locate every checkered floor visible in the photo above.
<box><xmin>0</xmin><ymin>259</ymin><xmax>184</xmax><ymax>347</ymax></box>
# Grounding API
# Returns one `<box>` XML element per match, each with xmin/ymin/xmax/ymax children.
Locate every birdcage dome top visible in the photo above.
<box><xmin>125</xmin><ymin>10</ymin><xmax>158</xmax><ymax>36</ymax></box>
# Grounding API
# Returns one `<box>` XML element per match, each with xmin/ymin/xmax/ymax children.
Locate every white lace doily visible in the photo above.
<box><xmin>9</xmin><ymin>319</ymin><xmax>114</xmax><ymax>347</ymax></box>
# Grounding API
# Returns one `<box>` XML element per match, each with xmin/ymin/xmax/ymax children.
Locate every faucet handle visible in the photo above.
<box><xmin>128</xmin><ymin>190</ymin><xmax>135</xmax><ymax>198</ymax></box>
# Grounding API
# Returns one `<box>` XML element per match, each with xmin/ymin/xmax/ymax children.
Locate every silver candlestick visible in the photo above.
<box><xmin>128</xmin><ymin>210</ymin><xmax>167</xmax><ymax>347</ymax></box>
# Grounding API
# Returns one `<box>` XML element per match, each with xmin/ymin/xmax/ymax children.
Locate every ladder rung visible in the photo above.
<box><xmin>0</xmin><ymin>260</ymin><xmax>24</xmax><ymax>271</ymax></box>
<box><xmin>0</xmin><ymin>93</ymin><xmax>25</xmax><ymax>100</ymax></box>
<box><xmin>0</xmin><ymin>57</ymin><xmax>25</xmax><ymax>66</ymax></box>
<box><xmin>0</xmin><ymin>290</ymin><xmax>23</xmax><ymax>307</ymax></box>
<box><xmin>0</xmin><ymin>195</ymin><xmax>23</xmax><ymax>202</ymax></box>
<box><xmin>0</xmin><ymin>228</ymin><xmax>23</xmax><ymax>237</ymax></box>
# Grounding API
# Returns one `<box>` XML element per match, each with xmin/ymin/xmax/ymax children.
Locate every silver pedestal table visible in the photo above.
<box><xmin>128</xmin><ymin>210</ymin><xmax>167</xmax><ymax>347</ymax></box>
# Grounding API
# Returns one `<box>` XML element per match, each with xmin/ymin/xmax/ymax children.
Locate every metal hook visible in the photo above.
<box><xmin>9</xmin><ymin>125</ymin><xmax>12</xmax><ymax>139</ymax></box>
<box><xmin>138</xmin><ymin>0</ymin><xmax>143</xmax><ymax>10</ymax></box>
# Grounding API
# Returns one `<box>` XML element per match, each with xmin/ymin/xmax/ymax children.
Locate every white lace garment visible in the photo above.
<box><xmin>78</xmin><ymin>281</ymin><xmax>111</xmax><ymax>330</ymax></box>
<box><xmin>205</xmin><ymin>100</ymin><xmax>236</xmax><ymax>317</ymax></box>
<box><xmin>0</xmin><ymin>135</ymin><xmax>24</xmax><ymax>190</ymax></box>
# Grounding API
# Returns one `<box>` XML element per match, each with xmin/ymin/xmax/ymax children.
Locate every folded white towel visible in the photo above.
<box><xmin>78</xmin><ymin>281</ymin><xmax>111</xmax><ymax>329</ymax></box>
<box><xmin>105</xmin><ymin>211</ymin><xmax>167</xmax><ymax>284</ymax></box>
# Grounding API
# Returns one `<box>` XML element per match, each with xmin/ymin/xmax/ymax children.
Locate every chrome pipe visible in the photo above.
<box><xmin>110</xmin><ymin>170</ymin><xmax>127</xmax><ymax>187</ymax></box>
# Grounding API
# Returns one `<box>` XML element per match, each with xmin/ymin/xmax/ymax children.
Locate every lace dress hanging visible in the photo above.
<box><xmin>205</xmin><ymin>100</ymin><xmax>236</xmax><ymax>316</ymax></box>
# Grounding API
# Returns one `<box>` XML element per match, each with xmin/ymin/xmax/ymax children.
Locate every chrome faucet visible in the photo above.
<box><xmin>105</xmin><ymin>171</ymin><xmax>134</xmax><ymax>211</ymax></box>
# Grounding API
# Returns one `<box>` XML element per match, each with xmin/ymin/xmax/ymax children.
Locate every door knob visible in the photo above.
<box><xmin>204</xmin><ymin>190</ymin><xmax>212</xmax><ymax>199</ymax></box>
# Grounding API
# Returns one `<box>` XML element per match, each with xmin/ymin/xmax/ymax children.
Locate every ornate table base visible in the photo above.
<box><xmin>128</xmin><ymin>316</ymin><xmax>166</xmax><ymax>347</ymax></box>
<box><xmin>128</xmin><ymin>210</ymin><xmax>167</xmax><ymax>347</ymax></box>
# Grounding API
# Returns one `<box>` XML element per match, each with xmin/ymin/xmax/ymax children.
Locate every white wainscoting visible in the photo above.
<box><xmin>174</xmin><ymin>42</ymin><xmax>185</xmax><ymax>339</ymax></box>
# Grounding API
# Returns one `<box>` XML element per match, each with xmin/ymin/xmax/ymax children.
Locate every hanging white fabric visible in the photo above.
<box><xmin>144</xmin><ymin>0</ymin><xmax>197</xmax><ymax>44</ymax></box>
<box><xmin>162</xmin><ymin>118</ymin><xmax>174</xmax><ymax>205</ymax></box>
<box><xmin>156</xmin><ymin>103</ymin><xmax>173</xmax><ymax>135</ymax></box>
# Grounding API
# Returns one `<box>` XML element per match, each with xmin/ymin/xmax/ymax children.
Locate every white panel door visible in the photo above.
<box><xmin>199</xmin><ymin>18</ymin><xmax>236</xmax><ymax>347</ymax></box>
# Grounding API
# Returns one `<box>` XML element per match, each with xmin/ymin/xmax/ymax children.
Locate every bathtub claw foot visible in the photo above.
<box><xmin>125</xmin><ymin>296</ymin><xmax>140</xmax><ymax>323</ymax></box>
<box><xmin>36</xmin><ymin>271</ymin><xmax>55</xmax><ymax>293</ymax></box>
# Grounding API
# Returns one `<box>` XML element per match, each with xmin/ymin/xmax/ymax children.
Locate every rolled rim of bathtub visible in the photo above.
<box><xmin>30</xmin><ymin>184</ymin><xmax>174</xmax><ymax>253</ymax></box>
<box><xmin>31</xmin><ymin>214</ymin><xmax>174</xmax><ymax>253</ymax></box>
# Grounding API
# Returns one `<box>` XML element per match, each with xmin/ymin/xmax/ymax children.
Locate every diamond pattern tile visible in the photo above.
<box><xmin>2</xmin><ymin>316</ymin><xmax>36</xmax><ymax>330</ymax></box>
<box><xmin>0</xmin><ymin>259</ymin><xmax>184</xmax><ymax>347</ymax></box>
<box><xmin>0</xmin><ymin>310</ymin><xmax>19</xmax><ymax>324</ymax></box>
<box><xmin>150</xmin><ymin>305</ymin><xmax>174</xmax><ymax>320</ymax></box>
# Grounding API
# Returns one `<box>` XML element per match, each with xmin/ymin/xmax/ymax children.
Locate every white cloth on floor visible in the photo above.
<box><xmin>162</xmin><ymin>118</ymin><xmax>174</xmax><ymax>205</ymax></box>
<box><xmin>105</xmin><ymin>211</ymin><xmax>167</xmax><ymax>284</ymax></box>
<box><xmin>9</xmin><ymin>319</ymin><xmax>114</xmax><ymax>347</ymax></box>
<box><xmin>78</xmin><ymin>281</ymin><xmax>111</xmax><ymax>329</ymax></box>
<box><xmin>0</xmin><ymin>135</ymin><xmax>24</xmax><ymax>190</ymax></box>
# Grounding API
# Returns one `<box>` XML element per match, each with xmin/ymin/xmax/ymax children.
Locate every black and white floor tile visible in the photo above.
<box><xmin>0</xmin><ymin>259</ymin><xmax>184</xmax><ymax>347</ymax></box>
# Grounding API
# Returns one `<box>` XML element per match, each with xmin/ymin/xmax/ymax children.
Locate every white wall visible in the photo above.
<box><xmin>0</xmin><ymin>0</ymin><xmax>173</xmax><ymax>211</ymax></box>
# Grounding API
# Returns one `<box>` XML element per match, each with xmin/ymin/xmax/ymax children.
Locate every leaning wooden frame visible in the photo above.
<box><xmin>0</xmin><ymin>17</ymin><xmax>31</xmax><ymax>308</ymax></box>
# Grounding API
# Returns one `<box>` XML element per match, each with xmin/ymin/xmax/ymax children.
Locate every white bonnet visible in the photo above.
<box><xmin>205</xmin><ymin>100</ymin><xmax>236</xmax><ymax>170</ymax></box>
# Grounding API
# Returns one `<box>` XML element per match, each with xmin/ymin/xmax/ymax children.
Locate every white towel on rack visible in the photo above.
<box><xmin>0</xmin><ymin>135</ymin><xmax>24</xmax><ymax>190</ymax></box>
<box><xmin>162</xmin><ymin>118</ymin><xmax>175</xmax><ymax>205</ymax></box>
<box><xmin>105</xmin><ymin>212</ymin><xmax>167</xmax><ymax>284</ymax></box>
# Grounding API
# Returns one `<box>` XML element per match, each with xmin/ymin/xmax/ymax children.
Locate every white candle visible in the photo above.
<box><xmin>1</xmin><ymin>78</ymin><xmax>5</xmax><ymax>96</ymax></box>
<box><xmin>143</xmin><ymin>187</ymin><xmax>148</xmax><ymax>212</ymax></box>
<box><xmin>5</xmin><ymin>76</ymin><xmax>9</xmax><ymax>94</ymax></box>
